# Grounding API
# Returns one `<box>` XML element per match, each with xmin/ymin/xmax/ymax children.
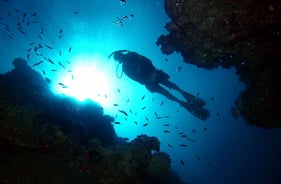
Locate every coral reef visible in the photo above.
<box><xmin>0</xmin><ymin>58</ymin><xmax>185</xmax><ymax>184</ymax></box>
<box><xmin>157</xmin><ymin>0</ymin><xmax>281</xmax><ymax>128</ymax></box>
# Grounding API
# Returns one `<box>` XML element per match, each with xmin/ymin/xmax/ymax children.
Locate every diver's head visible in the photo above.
<box><xmin>108</xmin><ymin>50</ymin><xmax>129</xmax><ymax>63</ymax></box>
<box><xmin>113</xmin><ymin>52</ymin><xmax>125</xmax><ymax>63</ymax></box>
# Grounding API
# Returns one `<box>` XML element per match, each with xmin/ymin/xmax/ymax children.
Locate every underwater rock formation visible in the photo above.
<box><xmin>0</xmin><ymin>58</ymin><xmax>185</xmax><ymax>183</ymax></box>
<box><xmin>157</xmin><ymin>0</ymin><xmax>281</xmax><ymax>128</ymax></box>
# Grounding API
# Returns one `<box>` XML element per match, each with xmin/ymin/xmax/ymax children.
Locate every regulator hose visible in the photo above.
<box><xmin>116</xmin><ymin>63</ymin><xmax>123</xmax><ymax>79</ymax></box>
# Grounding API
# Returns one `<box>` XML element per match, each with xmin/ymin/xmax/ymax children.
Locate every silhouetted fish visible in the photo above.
<box><xmin>168</xmin><ymin>144</ymin><xmax>172</xmax><ymax>148</ymax></box>
<box><xmin>32</xmin><ymin>60</ymin><xmax>43</xmax><ymax>67</ymax></box>
<box><xmin>68</xmin><ymin>47</ymin><xmax>72</xmax><ymax>52</ymax></box>
<box><xmin>180</xmin><ymin>144</ymin><xmax>187</xmax><ymax>147</ymax></box>
<box><xmin>141</xmin><ymin>106</ymin><xmax>146</xmax><ymax>110</ymax></box>
<box><xmin>120</xmin><ymin>0</ymin><xmax>126</xmax><ymax>5</ymax></box>
<box><xmin>141</xmin><ymin>95</ymin><xmax>145</xmax><ymax>100</ymax></box>
<box><xmin>143</xmin><ymin>123</ymin><xmax>149</xmax><ymax>127</ymax></box>
<box><xmin>180</xmin><ymin>160</ymin><xmax>185</xmax><ymax>166</ymax></box>
<box><xmin>45</xmin><ymin>77</ymin><xmax>51</xmax><ymax>83</ymax></box>
<box><xmin>118</xmin><ymin>110</ymin><xmax>128</xmax><ymax>116</ymax></box>
<box><xmin>46</xmin><ymin>45</ymin><xmax>53</xmax><ymax>49</ymax></box>
<box><xmin>176</xmin><ymin>66</ymin><xmax>182</xmax><ymax>72</ymax></box>
<box><xmin>113</xmin><ymin>104</ymin><xmax>119</xmax><ymax>106</ymax></box>
<box><xmin>47</xmin><ymin>58</ymin><xmax>55</xmax><ymax>65</ymax></box>
<box><xmin>114</xmin><ymin>122</ymin><xmax>121</xmax><ymax>125</ymax></box>
<box><xmin>163</xmin><ymin>130</ymin><xmax>170</xmax><ymax>133</ymax></box>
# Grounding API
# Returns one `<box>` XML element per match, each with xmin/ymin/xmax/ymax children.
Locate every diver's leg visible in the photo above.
<box><xmin>160</xmin><ymin>80</ymin><xmax>206</xmax><ymax>106</ymax></box>
<box><xmin>145</xmin><ymin>83</ymin><xmax>185</xmax><ymax>104</ymax></box>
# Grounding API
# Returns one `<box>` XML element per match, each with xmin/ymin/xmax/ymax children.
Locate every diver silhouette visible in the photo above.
<box><xmin>108</xmin><ymin>50</ymin><xmax>210</xmax><ymax>120</ymax></box>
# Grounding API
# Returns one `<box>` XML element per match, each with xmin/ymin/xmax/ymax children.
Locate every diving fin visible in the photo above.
<box><xmin>182</xmin><ymin>92</ymin><xmax>206</xmax><ymax>107</ymax></box>
<box><xmin>181</xmin><ymin>103</ymin><xmax>210</xmax><ymax>121</ymax></box>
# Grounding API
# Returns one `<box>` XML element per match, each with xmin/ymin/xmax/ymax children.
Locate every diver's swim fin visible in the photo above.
<box><xmin>181</xmin><ymin>103</ymin><xmax>210</xmax><ymax>121</ymax></box>
<box><xmin>182</xmin><ymin>92</ymin><xmax>206</xmax><ymax>106</ymax></box>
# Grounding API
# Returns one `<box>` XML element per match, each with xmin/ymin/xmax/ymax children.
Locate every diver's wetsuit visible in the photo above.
<box><xmin>109</xmin><ymin>50</ymin><xmax>210</xmax><ymax>120</ymax></box>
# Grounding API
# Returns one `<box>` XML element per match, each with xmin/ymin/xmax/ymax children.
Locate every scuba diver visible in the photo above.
<box><xmin>108</xmin><ymin>50</ymin><xmax>210</xmax><ymax>120</ymax></box>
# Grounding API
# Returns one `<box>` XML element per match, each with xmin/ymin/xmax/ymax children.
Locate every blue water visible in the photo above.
<box><xmin>1</xmin><ymin>0</ymin><xmax>281</xmax><ymax>183</ymax></box>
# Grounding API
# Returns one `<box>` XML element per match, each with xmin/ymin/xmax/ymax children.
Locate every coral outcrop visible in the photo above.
<box><xmin>157</xmin><ymin>0</ymin><xmax>281</xmax><ymax>128</ymax></box>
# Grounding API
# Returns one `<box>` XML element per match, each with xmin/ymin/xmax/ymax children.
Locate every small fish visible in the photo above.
<box><xmin>114</xmin><ymin>122</ymin><xmax>121</xmax><ymax>125</ymax></box>
<box><xmin>163</xmin><ymin>130</ymin><xmax>170</xmax><ymax>133</ymax></box>
<box><xmin>118</xmin><ymin>110</ymin><xmax>128</xmax><ymax>116</ymax></box>
<box><xmin>180</xmin><ymin>160</ymin><xmax>185</xmax><ymax>166</ymax></box>
<box><xmin>152</xmin><ymin>97</ymin><xmax>155</xmax><ymax>101</ymax></box>
<box><xmin>141</xmin><ymin>106</ymin><xmax>146</xmax><ymax>110</ymax></box>
<box><xmin>180</xmin><ymin>144</ymin><xmax>187</xmax><ymax>147</ymax></box>
<box><xmin>154</xmin><ymin>112</ymin><xmax>158</xmax><ymax>117</ymax></box>
<box><xmin>176</xmin><ymin>66</ymin><xmax>182</xmax><ymax>72</ymax></box>
<box><xmin>68</xmin><ymin>47</ymin><xmax>72</xmax><ymax>52</ymax></box>
<box><xmin>203</xmin><ymin>127</ymin><xmax>208</xmax><ymax>132</ymax></box>
<box><xmin>62</xmin><ymin>85</ymin><xmax>68</xmax><ymax>88</ymax></box>
<box><xmin>143</xmin><ymin>123</ymin><xmax>149</xmax><ymax>127</ymax></box>
<box><xmin>47</xmin><ymin>58</ymin><xmax>55</xmax><ymax>65</ymax></box>
<box><xmin>160</xmin><ymin>101</ymin><xmax>164</xmax><ymax>106</ymax></box>
<box><xmin>59</xmin><ymin>29</ymin><xmax>63</xmax><ymax>34</ymax></box>
<box><xmin>22</xmin><ymin>12</ymin><xmax>26</xmax><ymax>18</ymax></box>
<box><xmin>126</xmin><ymin>99</ymin><xmax>130</xmax><ymax>103</ymax></box>
<box><xmin>113</xmin><ymin>104</ymin><xmax>119</xmax><ymax>106</ymax></box>
<box><xmin>181</xmin><ymin>135</ymin><xmax>187</xmax><ymax>138</ymax></box>
<box><xmin>195</xmin><ymin>155</ymin><xmax>200</xmax><ymax>161</ymax></box>
<box><xmin>130</xmin><ymin>109</ymin><xmax>133</xmax><ymax>113</ymax></box>
<box><xmin>26</xmin><ymin>53</ymin><xmax>30</xmax><ymax>59</ymax></box>
<box><xmin>117</xmin><ymin>88</ymin><xmax>120</xmax><ymax>93</ymax></box>
<box><xmin>145</xmin><ymin>116</ymin><xmax>149</xmax><ymax>121</ymax></box>
<box><xmin>45</xmin><ymin>77</ymin><xmax>51</xmax><ymax>83</ymax></box>
<box><xmin>216</xmin><ymin>112</ymin><xmax>220</xmax><ymax>116</ymax></box>
<box><xmin>211</xmin><ymin>97</ymin><xmax>214</xmax><ymax>101</ymax></box>
<box><xmin>19</xmin><ymin>29</ymin><xmax>26</xmax><ymax>35</ymax></box>
<box><xmin>59</xmin><ymin>50</ymin><xmax>62</xmax><ymax>56</ymax></box>
<box><xmin>120</xmin><ymin>0</ymin><xmax>126</xmax><ymax>5</ymax></box>
<box><xmin>42</xmin><ymin>70</ymin><xmax>46</xmax><ymax>75</ymax></box>
<box><xmin>29</xmin><ymin>41</ymin><xmax>35</xmax><ymax>45</ymax></box>
<box><xmin>163</xmin><ymin>123</ymin><xmax>170</xmax><ymax>126</ymax></box>
<box><xmin>27</xmin><ymin>47</ymin><xmax>32</xmax><ymax>52</ymax></box>
<box><xmin>58</xmin><ymin>82</ymin><xmax>65</xmax><ymax>86</ymax></box>
<box><xmin>134</xmin><ymin>121</ymin><xmax>137</xmax><ymax>125</ymax></box>
<box><xmin>168</xmin><ymin>144</ymin><xmax>172</xmax><ymax>148</ymax></box>
<box><xmin>58</xmin><ymin>61</ymin><xmax>65</xmax><ymax>68</ymax></box>
<box><xmin>141</xmin><ymin>95</ymin><xmax>145</xmax><ymax>100</ymax></box>
<box><xmin>46</xmin><ymin>45</ymin><xmax>53</xmax><ymax>49</ymax></box>
<box><xmin>31</xmin><ymin>12</ymin><xmax>37</xmax><ymax>16</ymax></box>
<box><xmin>51</xmin><ymin>69</ymin><xmax>57</xmax><ymax>72</ymax></box>
<box><xmin>32</xmin><ymin>60</ymin><xmax>43</xmax><ymax>67</ymax></box>
<box><xmin>73</xmin><ymin>10</ymin><xmax>79</xmax><ymax>14</ymax></box>
<box><xmin>164</xmin><ymin>58</ymin><xmax>168</xmax><ymax>62</ymax></box>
